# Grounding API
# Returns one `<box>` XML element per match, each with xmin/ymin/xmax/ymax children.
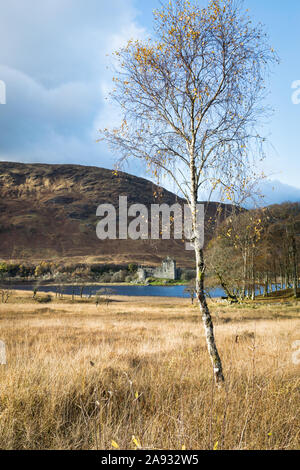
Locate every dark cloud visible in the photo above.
<box><xmin>0</xmin><ymin>0</ymin><xmax>299</xmax><ymax>208</ymax></box>
<box><xmin>0</xmin><ymin>0</ymin><xmax>144</xmax><ymax>168</ymax></box>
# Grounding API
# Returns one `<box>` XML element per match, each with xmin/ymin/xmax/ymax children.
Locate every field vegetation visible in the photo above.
<box><xmin>0</xmin><ymin>291</ymin><xmax>299</xmax><ymax>450</ymax></box>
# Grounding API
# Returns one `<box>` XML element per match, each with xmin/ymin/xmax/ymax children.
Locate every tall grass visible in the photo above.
<box><xmin>0</xmin><ymin>294</ymin><xmax>299</xmax><ymax>450</ymax></box>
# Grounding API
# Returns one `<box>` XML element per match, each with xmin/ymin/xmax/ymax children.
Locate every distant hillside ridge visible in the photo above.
<box><xmin>0</xmin><ymin>161</ymin><xmax>234</xmax><ymax>267</ymax></box>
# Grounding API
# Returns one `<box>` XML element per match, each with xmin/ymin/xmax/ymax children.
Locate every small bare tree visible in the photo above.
<box><xmin>100</xmin><ymin>0</ymin><xmax>277</xmax><ymax>384</ymax></box>
<box><xmin>95</xmin><ymin>288</ymin><xmax>114</xmax><ymax>307</ymax></box>
<box><xmin>184</xmin><ymin>281</ymin><xmax>196</xmax><ymax>305</ymax></box>
<box><xmin>0</xmin><ymin>289</ymin><xmax>11</xmax><ymax>304</ymax></box>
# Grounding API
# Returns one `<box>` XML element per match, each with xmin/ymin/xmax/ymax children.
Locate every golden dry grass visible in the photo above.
<box><xmin>0</xmin><ymin>291</ymin><xmax>299</xmax><ymax>450</ymax></box>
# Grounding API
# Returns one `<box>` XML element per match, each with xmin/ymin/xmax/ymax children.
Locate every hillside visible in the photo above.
<box><xmin>0</xmin><ymin>162</ymin><xmax>234</xmax><ymax>267</ymax></box>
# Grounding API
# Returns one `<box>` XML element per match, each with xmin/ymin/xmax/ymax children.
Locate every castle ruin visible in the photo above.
<box><xmin>137</xmin><ymin>257</ymin><xmax>179</xmax><ymax>281</ymax></box>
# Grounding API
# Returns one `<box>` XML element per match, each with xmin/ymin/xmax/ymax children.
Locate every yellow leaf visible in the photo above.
<box><xmin>182</xmin><ymin>444</ymin><xmax>186</xmax><ymax>450</ymax></box>
<box><xmin>135</xmin><ymin>391</ymin><xmax>139</xmax><ymax>399</ymax></box>
<box><xmin>213</xmin><ymin>441</ymin><xmax>218</xmax><ymax>450</ymax></box>
<box><xmin>111</xmin><ymin>440</ymin><xmax>120</xmax><ymax>449</ymax></box>
<box><xmin>132</xmin><ymin>435</ymin><xmax>142</xmax><ymax>449</ymax></box>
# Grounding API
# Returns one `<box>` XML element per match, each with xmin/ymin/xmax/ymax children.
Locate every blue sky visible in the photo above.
<box><xmin>0</xmin><ymin>0</ymin><xmax>299</xmax><ymax>204</ymax></box>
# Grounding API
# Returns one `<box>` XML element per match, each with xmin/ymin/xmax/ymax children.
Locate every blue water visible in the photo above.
<box><xmin>10</xmin><ymin>284</ymin><xmax>226</xmax><ymax>299</ymax></box>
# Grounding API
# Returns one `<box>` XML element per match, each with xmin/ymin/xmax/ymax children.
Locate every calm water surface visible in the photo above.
<box><xmin>10</xmin><ymin>284</ymin><xmax>226</xmax><ymax>298</ymax></box>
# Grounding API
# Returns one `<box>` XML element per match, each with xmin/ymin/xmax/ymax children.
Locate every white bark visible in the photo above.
<box><xmin>190</xmin><ymin>155</ymin><xmax>224</xmax><ymax>385</ymax></box>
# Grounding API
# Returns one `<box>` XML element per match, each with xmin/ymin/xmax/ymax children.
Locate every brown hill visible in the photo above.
<box><xmin>0</xmin><ymin>162</ymin><xmax>234</xmax><ymax>267</ymax></box>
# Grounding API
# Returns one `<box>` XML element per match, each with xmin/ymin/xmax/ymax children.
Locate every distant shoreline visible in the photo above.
<box><xmin>0</xmin><ymin>279</ymin><xmax>189</xmax><ymax>287</ymax></box>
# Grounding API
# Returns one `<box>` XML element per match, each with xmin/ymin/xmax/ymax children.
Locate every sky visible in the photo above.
<box><xmin>0</xmin><ymin>0</ymin><xmax>299</xmax><ymax>205</ymax></box>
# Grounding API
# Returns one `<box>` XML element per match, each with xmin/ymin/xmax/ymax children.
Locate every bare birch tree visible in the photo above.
<box><xmin>99</xmin><ymin>0</ymin><xmax>277</xmax><ymax>384</ymax></box>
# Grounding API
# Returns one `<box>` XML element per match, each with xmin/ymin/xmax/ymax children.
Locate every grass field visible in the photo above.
<box><xmin>0</xmin><ymin>291</ymin><xmax>299</xmax><ymax>450</ymax></box>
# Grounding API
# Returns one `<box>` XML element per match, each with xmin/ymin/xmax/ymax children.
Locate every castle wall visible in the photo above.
<box><xmin>137</xmin><ymin>258</ymin><xmax>178</xmax><ymax>281</ymax></box>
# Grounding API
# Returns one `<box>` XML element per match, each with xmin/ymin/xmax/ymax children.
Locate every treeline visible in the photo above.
<box><xmin>0</xmin><ymin>261</ymin><xmax>194</xmax><ymax>284</ymax></box>
<box><xmin>206</xmin><ymin>202</ymin><xmax>300</xmax><ymax>299</ymax></box>
<box><xmin>0</xmin><ymin>262</ymin><xmax>139</xmax><ymax>283</ymax></box>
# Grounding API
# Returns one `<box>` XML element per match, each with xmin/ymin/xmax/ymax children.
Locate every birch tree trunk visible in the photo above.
<box><xmin>291</xmin><ymin>234</ymin><xmax>298</xmax><ymax>298</ymax></box>
<box><xmin>195</xmin><ymin>245</ymin><xmax>225</xmax><ymax>385</ymax></box>
<box><xmin>279</xmin><ymin>264</ymin><xmax>284</xmax><ymax>290</ymax></box>
<box><xmin>215</xmin><ymin>270</ymin><xmax>237</xmax><ymax>301</ymax></box>
<box><xmin>190</xmin><ymin>155</ymin><xmax>224</xmax><ymax>385</ymax></box>
<box><xmin>264</xmin><ymin>273</ymin><xmax>269</xmax><ymax>297</ymax></box>
<box><xmin>242</xmin><ymin>248</ymin><xmax>248</xmax><ymax>300</ymax></box>
<box><xmin>251</xmin><ymin>252</ymin><xmax>256</xmax><ymax>300</ymax></box>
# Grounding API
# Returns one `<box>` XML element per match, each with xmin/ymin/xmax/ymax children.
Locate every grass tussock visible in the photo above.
<box><xmin>0</xmin><ymin>292</ymin><xmax>299</xmax><ymax>450</ymax></box>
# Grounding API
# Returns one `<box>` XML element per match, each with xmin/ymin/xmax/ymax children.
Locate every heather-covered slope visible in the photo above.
<box><xmin>0</xmin><ymin>162</ymin><xmax>233</xmax><ymax>267</ymax></box>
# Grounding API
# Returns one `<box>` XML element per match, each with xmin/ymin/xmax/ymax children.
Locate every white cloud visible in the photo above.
<box><xmin>258</xmin><ymin>180</ymin><xmax>300</xmax><ymax>206</ymax></box>
<box><xmin>0</xmin><ymin>0</ymin><xmax>145</xmax><ymax>169</ymax></box>
<box><xmin>0</xmin><ymin>0</ymin><xmax>299</xmax><ymax>208</ymax></box>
